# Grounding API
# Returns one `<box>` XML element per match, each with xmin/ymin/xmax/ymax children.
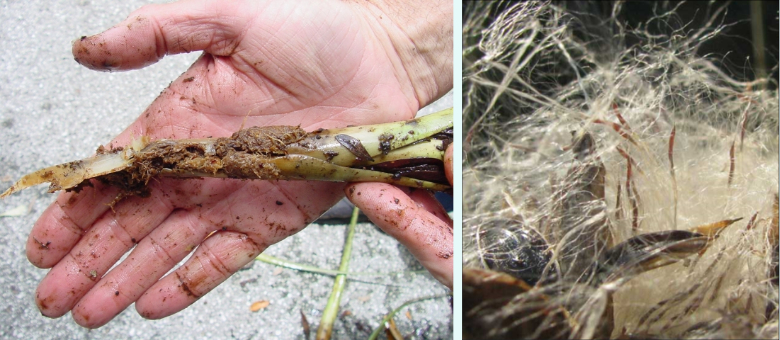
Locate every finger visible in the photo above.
<box><xmin>72</xmin><ymin>180</ymin><xmax>342</xmax><ymax>324</ymax></box>
<box><xmin>72</xmin><ymin>0</ymin><xmax>253</xmax><ymax>71</ymax></box>
<box><xmin>444</xmin><ymin>143</ymin><xmax>454</xmax><ymax>185</ymax></box>
<box><xmin>406</xmin><ymin>187</ymin><xmax>451</xmax><ymax>223</ymax></box>
<box><xmin>345</xmin><ymin>183</ymin><xmax>453</xmax><ymax>288</ymax></box>
<box><xmin>27</xmin><ymin>181</ymin><xmax>118</xmax><ymax>268</ymax></box>
<box><xmin>34</xmin><ymin>187</ymin><xmax>174</xmax><ymax>318</ymax></box>
<box><xmin>70</xmin><ymin>209</ymin><xmax>210</xmax><ymax>328</ymax></box>
<box><xmin>135</xmin><ymin>231</ymin><xmax>265</xmax><ymax>319</ymax></box>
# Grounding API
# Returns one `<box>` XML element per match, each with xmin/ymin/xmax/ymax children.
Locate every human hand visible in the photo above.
<box><xmin>345</xmin><ymin>144</ymin><xmax>454</xmax><ymax>289</ymax></box>
<box><xmin>28</xmin><ymin>0</ymin><xmax>452</xmax><ymax>328</ymax></box>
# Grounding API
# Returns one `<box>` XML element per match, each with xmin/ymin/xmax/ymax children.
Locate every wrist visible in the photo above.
<box><xmin>356</xmin><ymin>0</ymin><xmax>453</xmax><ymax>108</ymax></box>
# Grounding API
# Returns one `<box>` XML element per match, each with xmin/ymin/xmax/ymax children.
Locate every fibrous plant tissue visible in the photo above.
<box><xmin>463</xmin><ymin>1</ymin><xmax>778</xmax><ymax>339</ymax></box>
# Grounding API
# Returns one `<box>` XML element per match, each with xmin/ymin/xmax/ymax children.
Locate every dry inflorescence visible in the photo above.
<box><xmin>463</xmin><ymin>1</ymin><xmax>778</xmax><ymax>339</ymax></box>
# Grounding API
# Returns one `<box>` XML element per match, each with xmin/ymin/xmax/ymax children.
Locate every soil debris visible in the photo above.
<box><xmin>378</xmin><ymin>133</ymin><xmax>394</xmax><ymax>155</ymax></box>
<box><xmin>98</xmin><ymin>126</ymin><xmax>308</xmax><ymax>198</ymax></box>
<box><xmin>216</xmin><ymin>126</ymin><xmax>306</xmax><ymax>156</ymax></box>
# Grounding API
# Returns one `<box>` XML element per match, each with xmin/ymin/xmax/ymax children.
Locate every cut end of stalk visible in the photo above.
<box><xmin>0</xmin><ymin>152</ymin><xmax>133</xmax><ymax>198</ymax></box>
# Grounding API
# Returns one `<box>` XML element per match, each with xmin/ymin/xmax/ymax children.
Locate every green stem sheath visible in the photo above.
<box><xmin>315</xmin><ymin>207</ymin><xmax>359</xmax><ymax>340</ymax></box>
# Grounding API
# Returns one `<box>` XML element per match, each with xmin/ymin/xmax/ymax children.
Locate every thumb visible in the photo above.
<box><xmin>72</xmin><ymin>0</ymin><xmax>252</xmax><ymax>71</ymax></box>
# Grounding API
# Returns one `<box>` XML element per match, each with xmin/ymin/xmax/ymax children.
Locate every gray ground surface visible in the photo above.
<box><xmin>0</xmin><ymin>1</ymin><xmax>453</xmax><ymax>339</ymax></box>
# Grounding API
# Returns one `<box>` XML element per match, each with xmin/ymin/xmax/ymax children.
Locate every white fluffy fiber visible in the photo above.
<box><xmin>463</xmin><ymin>1</ymin><xmax>778</xmax><ymax>338</ymax></box>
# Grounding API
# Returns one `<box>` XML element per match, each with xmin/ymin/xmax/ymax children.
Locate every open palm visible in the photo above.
<box><xmin>28</xmin><ymin>0</ymin><xmax>452</xmax><ymax>328</ymax></box>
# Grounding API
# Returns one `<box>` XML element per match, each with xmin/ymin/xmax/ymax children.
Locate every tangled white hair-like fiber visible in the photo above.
<box><xmin>463</xmin><ymin>1</ymin><xmax>778</xmax><ymax>339</ymax></box>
